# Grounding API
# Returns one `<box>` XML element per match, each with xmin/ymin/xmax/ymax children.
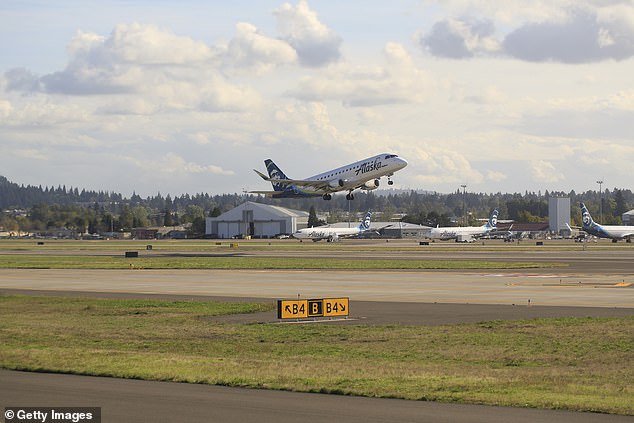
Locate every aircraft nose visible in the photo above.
<box><xmin>396</xmin><ymin>157</ymin><xmax>408</xmax><ymax>169</ymax></box>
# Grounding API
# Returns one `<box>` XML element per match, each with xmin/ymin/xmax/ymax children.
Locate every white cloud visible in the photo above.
<box><xmin>274</xmin><ymin>0</ymin><xmax>342</xmax><ymax>67</ymax></box>
<box><xmin>421</xmin><ymin>17</ymin><xmax>500</xmax><ymax>59</ymax></box>
<box><xmin>530</xmin><ymin>160</ymin><xmax>564</xmax><ymax>183</ymax></box>
<box><xmin>420</xmin><ymin>3</ymin><xmax>634</xmax><ymax>63</ymax></box>
<box><xmin>288</xmin><ymin>43</ymin><xmax>434</xmax><ymax>107</ymax></box>
<box><xmin>3</xmin><ymin>23</ymin><xmax>265</xmax><ymax>115</ymax></box>
<box><xmin>227</xmin><ymin>22</ymin><xmax>297</xmax><ymax>72</ymax></box>
<box><xmin>0</xmin><ymin>99</ymin><xmax>12</xmax><ymax>118</ymax></box>
<box><xmin>124</xmin><ymin>153</ymin><xmax>235</xmax><ymax>176</ymax></box>
<box><xmin>486</xmin><ymin>170</ymin><xmax>507</xmax><ymax>182</ymax></box>
<box><xmin>13</xmin><ymin>149</ymin><xmax>48</xmax><ymax>161</ymax></box>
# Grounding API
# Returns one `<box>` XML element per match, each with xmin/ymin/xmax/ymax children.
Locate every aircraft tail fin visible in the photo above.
<box><xmin>580</xmin><ymin>203</ymin><xmax>595</xmax><ymax>229</ymax></box>
<box><xmin>264</xmin><ymin>159</ymin><xmax>290</xmax><ymax>192</ymax></box>
<box><xmin>484</xmin><ymin>209</ymin><xmax>499</xmax><ymax>230</ymax></box>
<box><xmin>357</xmin><ymin>211</ymin><xmax>372</xmax><ymax>231</ymax></box>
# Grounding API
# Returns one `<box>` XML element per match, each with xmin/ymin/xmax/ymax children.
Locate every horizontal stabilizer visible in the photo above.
<box><xmin>253</xmin><ymin>169</ymin><xmax>270</xmax><ymax>180</ymax></box>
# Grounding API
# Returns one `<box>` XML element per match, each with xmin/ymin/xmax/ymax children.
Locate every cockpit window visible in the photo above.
<box><xmin>384</xmin><ymin>154</ymin><xmax>397</xmax><ymax>159</ymax></box>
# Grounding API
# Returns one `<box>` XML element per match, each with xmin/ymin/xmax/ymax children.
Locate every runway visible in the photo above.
<box><xmin>0</xmin><ymin>267</ymin><xmax>632</xmax><ymax>307</ymax></box>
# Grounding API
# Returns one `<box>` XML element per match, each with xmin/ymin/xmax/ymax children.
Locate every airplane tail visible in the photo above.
<box><xmin>484</xmin><ymin>209</ymin><xmax>499</xmax><ymax>230</ymax></box>
<box><xmin>357</xmin><ymin>211</ymin><xmax>372</xmax><ymax>231</ymax></box>
<box><xmin>264</xmin><ymin>159</ymin><xmax>290</xmax><ymax>192</ymax></box>
<box><xmin>580</xmin><ymin>203</ymin><xmax>595</xmax><ymax>229</ymax></box>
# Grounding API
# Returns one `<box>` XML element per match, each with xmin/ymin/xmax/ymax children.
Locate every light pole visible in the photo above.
<box><xmin>596</xmin><ymin>179</ymin><xmax>603</xmax><ymax>224</ymax></box>
<box><xmin>461</xmin><ymin>184</ymin><xmax>467</xmax><ymax>226</ymax></box>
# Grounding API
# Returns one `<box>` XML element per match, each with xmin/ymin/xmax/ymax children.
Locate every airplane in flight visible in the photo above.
<box><xmin>425</xmin><ymin>209</ymin><xmax>499</xmax><ymax>242</ymax></box>
<box><xmin>292</xmin><ymin>211</ymin><xmax>374</xmax><ymax>242</ymax></box>
<box><xmin>249</xmin><ymin>153</ymin><xmax>408</xmax><ymax>200</ymax></box>
<box><xmin>580</xmin><ymin>202</ymin><xmax>634</xmax><ymax>242</ymax></box>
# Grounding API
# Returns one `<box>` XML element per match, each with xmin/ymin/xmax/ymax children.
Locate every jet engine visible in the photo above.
<box><xmin>329</xmin><ymin>179</ymin><xmax>346</xmax><ymax>189</ymax></box>
<box><xmin>361</xmin><ymin>179</ymin><xmax>380</xmax><ymax>190</ymax></box>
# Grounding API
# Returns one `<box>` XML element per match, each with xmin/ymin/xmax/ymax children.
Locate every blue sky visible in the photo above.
<box><xmin>1</xmin><ymin>1</ymin><xmax>634</xmax><ymax>197</ymax></box>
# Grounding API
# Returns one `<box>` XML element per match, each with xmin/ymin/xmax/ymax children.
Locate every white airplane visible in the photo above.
<box><xmin>425</xmin><ymin>209</ymin><xmax>499</xmax><ymax>242</ymax></box>
<box><xmin>250</xmin><ymin>153</ymin><xmax>408</xmax><ymax>200</ymax></box>
<box><xmin>580</xmin><ymin>203</ymin><xmax>634</xmax><ymax>243</ymax></box>
<box><xmin>293</xmin><ymin>211</ymin><xmax>373</xmax><ymax>242</ymax></box>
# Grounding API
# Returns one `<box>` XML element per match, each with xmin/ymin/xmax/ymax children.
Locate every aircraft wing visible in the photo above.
<box><xmin>252</xmin><ymin>173</ymin><xmax>333</xmax><ymax>191</ymax></box>
<box><xmin>246</xmin><ymin>190</ymin><xmax>278</xmax><ymax>197</ymax></box>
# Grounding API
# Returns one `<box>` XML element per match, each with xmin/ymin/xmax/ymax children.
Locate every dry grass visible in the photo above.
<box><xmin>0</xmin><ymin>295</ymin><xmax>632</xmax><ymax>414</ymax></box>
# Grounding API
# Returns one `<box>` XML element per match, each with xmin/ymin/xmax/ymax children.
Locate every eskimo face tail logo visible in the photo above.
<box><xmin>582</xmin><ymin>210</ymin><xmax>592</xmax><ymax>227</ymax></box>
<box><xmin>265</xmin><ymin>161</ymin><xmax>288</xmax><ymax>191</ymax></box>
<box><xmin>488</xmin><ymin>210</ymin><xmax>498</xmax><ymax>228</ymax></box>
<box><xmin>580</xmin><ymin>204</ymin><xmax>593</xmax><ymax>227</ymax></box>
<box><xmin>269</xmin><ymin>168</ymin><xmax>284</xmax><ymax>190</ymax></box>
<box><xmin>362</xmin><ymin>213</ymin><xmax>371</xmax><ymax>229</ymax></box>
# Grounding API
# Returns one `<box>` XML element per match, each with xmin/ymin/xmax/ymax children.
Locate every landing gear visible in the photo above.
<box><xmin>346</xmin><ymin>192</ymin><xmax>355</xmax><ymax>200</ymax></box>
<box><xmin>387</xmin><ymin>178</ymin><xmax>394</xmax><ymax>186</ymax></box>
<box><xmin>322</xmin><ymin>193</ymin><xmax>332</xmax><ymax>200</ymax></box>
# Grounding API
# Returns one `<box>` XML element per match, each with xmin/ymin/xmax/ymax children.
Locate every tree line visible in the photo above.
<box><xmin>1</xmin><ymin>175</ymin><xmax>632</xmax><ymax>235</ymax></box>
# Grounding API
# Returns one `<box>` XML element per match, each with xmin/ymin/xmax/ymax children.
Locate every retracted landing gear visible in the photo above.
<box><xmin>322</xmin><ymin>193</ymin><xmax>332</xmax><ymax>200</ymax></box>
<box><xmin>346</xmin><ymin>192</ymin><xmax>355</xmax><ymax>200</ymax></box>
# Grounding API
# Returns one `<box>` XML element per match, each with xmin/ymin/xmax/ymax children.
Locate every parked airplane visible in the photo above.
<box><xmin>292</xmin><ymin>211</ymin><xmax>373</xmax><ymax>242</ymax></box>
<box><xmin>249</xmin><ymin>153</ymin><xmax>408</xmax><ymax>200</ymax></box>
<box><xmin>425</xmin><ymin>209</ymin><xmax>499</xmax><ymax>242</ymax></box>
<box><xmin>580</xmin><ymin>203</ymin><xmax>634</xmax><ymax>242</ymax></box>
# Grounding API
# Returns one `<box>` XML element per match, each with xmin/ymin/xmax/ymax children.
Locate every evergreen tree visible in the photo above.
<box><xmin>308</xmin><ymin>206</ymin><xmax>322</xmax><ymax>227</ymax></box>
<box><xmin>163</xmin><ymin>208</ymin><xmax>173</xmax><ymax>226</ymax></box>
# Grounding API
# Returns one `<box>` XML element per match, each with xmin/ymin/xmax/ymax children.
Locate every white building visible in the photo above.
<box><xmin>548</xmin><ymin>197</ymin><xmax>570</xmax><ymax>233</ymax></box>
<box><xmin>206</xmin><ymin>202</ymin><xmax>309</xmax><ymax>239</ymax></box>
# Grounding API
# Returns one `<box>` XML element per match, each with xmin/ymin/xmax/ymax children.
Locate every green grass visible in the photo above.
<box><xmin>0</xmin><ymin>254</ymin><xmax>561</xmax><ymax>270</ymax></box>
<box><xmin>0</xmin><ymin>295</ymin><xmax>632</xmax><ymax>414</ymax></box>
<box><xmin>1</xmin><ymin>238</ymin><xmax>631</xmax><ymax>253</ymax></box>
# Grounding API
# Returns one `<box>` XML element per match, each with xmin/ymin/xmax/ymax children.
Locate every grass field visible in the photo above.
<box><xmin>0</xmin><ymin>238</ymin><xmax>630</xmax><ymax>253</ymax></box>
<box><xmin>1</xmin><ymin>295</ymin><xmax>632</xmax><ymax>415</ymax></box>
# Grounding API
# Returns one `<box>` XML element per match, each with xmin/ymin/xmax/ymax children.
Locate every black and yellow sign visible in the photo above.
<box><xmin>277</xmin><ymin>297</ymin><xmax>349</xmax><ymax>320</ymax></box>
<box><xmin>323</xmin><ymin>297</ymin><xmax>349</xmax><ymax>317</ymax></box>
<box><xmin>277</xmin><ymin>300</ymin><xmax>307</xmax><ymax>319</ymax></box>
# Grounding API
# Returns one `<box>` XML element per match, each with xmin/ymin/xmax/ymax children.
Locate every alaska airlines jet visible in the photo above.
<box><xmin>249</xmin><ymin>153</ymin><xmax>407</xmax><ymax>200</ymax></box>
<box><xmin>580</xmin><ymin>203</ymin><xmax>634</xmax><ymax>242</ymax></box>
<box><xmin>426</xmin><ymin>209</ymin><xmax>499</xmax><ymax>242</ymax></box>
<box><xmin>293</xmin><ymin>211</ymin><xmax>373</xmax><ymax>242</ymax></box>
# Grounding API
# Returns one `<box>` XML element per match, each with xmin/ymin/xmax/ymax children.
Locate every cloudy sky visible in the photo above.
<box><xmin>2</xmin><ymin>1</ymin><xmax>633</xmax><ymax>197</ymax></box>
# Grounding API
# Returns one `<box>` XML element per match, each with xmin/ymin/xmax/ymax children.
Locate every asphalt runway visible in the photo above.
<box><xmin>2</xmin><ymin>370</ymin><xmax>632</xmax><ymax>423</ymax></box>
<box><xmin>1</xmin><ymin>267</ymin><xmax>633</xmax><ymax>307</ymax></box>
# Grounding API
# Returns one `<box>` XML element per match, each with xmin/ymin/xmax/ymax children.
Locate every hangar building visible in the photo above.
<box><xmin>205</xmin><ymin>202</ymin><xmax>309</xmax><ymax>239</ymax></box>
